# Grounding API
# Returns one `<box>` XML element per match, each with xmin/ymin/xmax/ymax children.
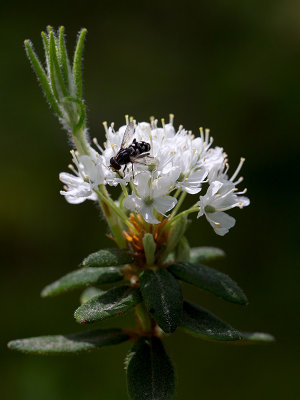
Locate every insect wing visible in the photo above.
<box><xmin>130</xmin><ymin>154</ymin><xmax>158</xmax><ymax>169</ymax></box>
<box><xmin>121</xmin><ymin>121</ymin><xmax>135</xmax><ymax>148</ymax></box>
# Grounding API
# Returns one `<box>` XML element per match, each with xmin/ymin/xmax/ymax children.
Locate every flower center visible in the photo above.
<box><xmin>144</xmin><ymin>196</ymin><xmax>153</xmax><ymax>206</ymax></box>
<box><xmin>205</xmin><ymin>205</ymin><xmax>216</xmax><ymax>213</ymax></box>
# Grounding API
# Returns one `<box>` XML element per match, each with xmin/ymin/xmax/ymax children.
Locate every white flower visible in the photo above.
<box><xmin>100</xmin><ymin>119</ymin><xmax>214</xmax><ymax>191</ymax></box>
<box><xmin>197</xmin><ymin>160</ymin><xmax>250</xmax><ymax>236</ymax></box>
<box><xmin>123</xmin><ymin>171</ymin><xmax>178</xmax><ymax>224</ymax></box>
<box><xmin>59</xmin><ymin>172</ymin><xmax>97</xmax><ymax>204</ymax></box>
<box><xmin>59</xmin><ymin>115</ymin><xmax>250</xmax><ymax>232</ymax></box>
<box><xmin>59</xmin><ymin>150</ymin><xmax>105</xmax><ymax>204</ymax></box>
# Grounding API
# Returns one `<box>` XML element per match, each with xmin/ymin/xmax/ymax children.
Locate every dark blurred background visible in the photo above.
<box><xmin>1</xmin><ymin>0</ymin><xmax>299</xmax><ymax>399</ymax></box>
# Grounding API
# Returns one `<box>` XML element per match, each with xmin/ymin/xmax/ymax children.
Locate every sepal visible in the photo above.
<box><xmin>142</xmin><ymin>233</ymin><xmax>157</xmax><ymax>265</ymax></box>
<box><xmin>190</xmin><ymin>246</ymin><xmax>225</xmax><ymax>263</ymax></box>
<box><xmin>175</xmin><ymin>236</ymin><xmax>190</xmax><ymax>262</ymax></box>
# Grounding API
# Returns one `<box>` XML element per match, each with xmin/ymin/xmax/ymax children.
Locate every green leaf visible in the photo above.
<box><xmin>72</xmin><ymin>28</ymin><xmax>87</xmax><ymax>99</ymax></box>
<box><xmin>8</xmin><ymin>328</ymin><xmax>129</xmax><ymax>355</ymax></box>
<box><xmin>41</xmin><ymin>267</ymin><xmax>124</xmax><ymax>297</ymax></box>
<box><xmin>126</xmin><ymin>337</ymin><xmax>175</xmax><ymax>400</ymax></box>
<box><xmin>175</xmin><ymin>236</ymin><xmax>190</xmax><ymax>262</ymax></box>
<box><xmin>80</xmin><ymin>287</ymin><xmax>104</xmax><ymax>304</ymax></box>
<box><xmin>62</xmin><ymin>96</ymin><xmax>86</xmax><ymax>133</ymax></box>
<box><xmin>139</xmin><ymin>269</ymin><xmax>183</xmax><ymax>333</ymax></box>
<box><xmin>180</xmin><ymin>301</ymin><xmax>241</xmax><ymax>341</ymax></box>
<box><xmin>168</xmin><ymin>262</ymin><xmax>248</xmax><ymax>305</ymax></box>
<box><xmin>58</xmin><ymin>26</ymin><xmax>72</xmax><ymax>92</ymax></box>
<box><xmin>49</xmin><ymin>31</ymin><xmax>68</xmax><ymax>98</ymax></box>
<box><xmin>41</xmin><ymin>31</ymin><xmax>50</xmax><ymax>71</ymax></box>
<box><xmin>143</xmin><ymin>233</ymin><xmax>156</xmax><ymax>265</ymax></box>
<box><xmin>24</xmin><ymin>39</ymin><xmax>62</xmax><ymax>117</ymax></box>
<box><xmin>81</xmin><ymin>248</ymin><xmax>134</xmax><ymax>268</ymax></box>
<box><xmin>238</xmin><ymin>332</ymin><xmax>275</xmax><ymax>344</ymax></box>
<box><xmin>190</xmin><ymin>246</ymin><xmax>225</xmax><ymax>263</ymax></box>
<box><xmin>74</xmin><ymin>285</ymin><xmax>141</xmax><ymax>324</ymax></box>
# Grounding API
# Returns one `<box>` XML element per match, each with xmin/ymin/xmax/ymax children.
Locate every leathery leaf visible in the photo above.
<box><xmin>169</xmin><ymin>262</ymin><xmax>248</xmax><ymax>305</ymax></box>
<box><xmin>139</xmin><ymin>268</ymin><xmax>183</xmax><ymax>333</ymax></box>
<box><xmin>8</xmin><ymin>328</ymin><xmax>129</xmax><ymax>355</ymax></box>
<box><xmin>74</xmin><ymin>285</ymin><xmax>142</xmax><ymax>324</ymax></box>
<box><xmin>126</xmin><ymin>337</ymin><xmax>175</xmax><ymax>400</ymax></box>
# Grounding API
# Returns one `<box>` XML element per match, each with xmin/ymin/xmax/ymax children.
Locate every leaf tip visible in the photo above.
<box><xmin>7</xmin><ymin>340</ymin><xmax>14</xmax><ymax>350</ymax></box>
<box><xmin>40</xmin><ymin>287</ymin><xmax>49</xmax><ymax>298</ymax></box>
<box><xmin>74</xmin><ymin>309</ymin><xmax>89</xmax><ymax>324</ymax></box>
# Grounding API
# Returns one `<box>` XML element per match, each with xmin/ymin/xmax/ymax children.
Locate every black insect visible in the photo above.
<box><xmin>109</xmin><ymin>122</ymin><xmax>153</xmax><ymax>176</ymax></box>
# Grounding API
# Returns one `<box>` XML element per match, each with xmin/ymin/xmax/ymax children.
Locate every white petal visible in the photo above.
<box><xmin>206</xmin><ymin>211</ymin><xmax>236</xmax><ymax>236</ymax></box>
<box><xmin>154</xmin><ymin>167</ymin><xmax>180</xmax><ymax>198</ymax></box>
<box><xmin>59</xmin><ymin>172</ymin><xmax>82</xmax><ymax>185</ymax></box>
<box><xmin>179</xmin><ymin>182</ymin><xmax>202</xmax><ymax>194</ymax></box>
<box><xmin>208</xmin><ymin>181</ymin><xmax>223</xmax><ymax>197</ymax></box>
<box><xmin>123</xmin><ymin>194</ymin><xmax>144</xmax><ymax>212</ymax></box>
<box><xmin>154</xmin><ymin>196</ymin><xmax>177</xmax><ymax>215</ymax></box>
<box><xmin>239</xmin><ymin>196</ymin><xmax>250</xmax><ymax>207</ymax></box>
<box><xmin>140</xmin><ymin>206</ymin><xmax>160</xmax><ymax>224</ymax></box>
<box><xmin>134</xmin><ymin>172</ymin><xmax>151</xmax><ymax>198</ymax></box>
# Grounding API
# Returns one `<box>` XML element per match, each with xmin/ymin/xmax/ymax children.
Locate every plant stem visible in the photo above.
<box><xmin>135</xmin><ymin>303</ymin><xmax>152</xmax><ymax>332</ymax></box>
<box><xmin>72</xmin><ymin>130</ymin><xmax>90</xmax><ymax>156</ymax></box>
<box><xmin>160</xmin><ymin>205</ymin><xmax>199</xmax><ymax>238</ymax></box>
<box><xmin>95</xmin><ymin>187</ymin><xmax>137</xmax><ymax>233</ymax></box>
<box><xmin>169</xmin><ymin>191</ymin><xmax>187</xmax><ymax>219</ymax></box>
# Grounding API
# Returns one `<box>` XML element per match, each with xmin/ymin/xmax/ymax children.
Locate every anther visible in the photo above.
<box><xmin>93</xmin><ymin>138</ymin><xmax>104</xmax><ymax>153</ymax></box>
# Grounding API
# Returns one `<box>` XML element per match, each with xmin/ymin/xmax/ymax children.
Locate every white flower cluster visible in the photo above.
<box><xmin>59</xmin><ymin>116</ymin><xmax>249</xmax><ymax>235</ymax></box>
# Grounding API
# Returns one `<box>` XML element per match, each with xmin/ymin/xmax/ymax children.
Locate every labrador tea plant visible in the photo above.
<box><xmin>8</xmin><ymin>27</ymin><xmax>274</xmax><ymax>400</ymax></box>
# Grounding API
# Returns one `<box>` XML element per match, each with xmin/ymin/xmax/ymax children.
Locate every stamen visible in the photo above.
<box><xmin>177</xmin><ymin>125</ymin><xmax>183</xmax><ymax>134</ymax></box>
<box><xmin>205</xmin><ymin>128</ymin><xmax>210</xmax><ymax>144</ymax></box>
<box><xmin>161</xmin><ymin>118</ymin><xmax>165</xmax><ymax>128</ymax></box>
<box><xmin>150</xmin><ymin>116</ymin><xmax>155</xmax><ymax>129</ymax></box>
<box><xmin>199</xmin><ymin>127</ymin><xmax>204</xmax><ymax>141</ymax></box>
<box><xmin>236</xmin><ymin>188</ymin><xmax>247</xmax><ymax>195</ymax></box>
<box><xmin>68</xmin><ymin>164</ymin><xmax>80</xmax><ymax>177</ymax></box>
<box><xmin>235</xmin><ymin>176</ymin><xmax>244</xmax><ymax>185</ymax></box>
<box><xmin>129</xmin><ymin>116</ymin><xmax>134</xmax><ymax>122</ymax></box>
<box><xmin>169</xmin><ymin>113</ymin><xmax>174</xmax><ymax>125</ymax></box>
<box><xmin>125</xmin><ymin>114</ymin><xmax>129</xmax><ymax>125</ymax></box>
<box><xmin>224</xmin><ymin>163</ymin><xmax>229</xmax><ymax>175</ymax></box>
<box><xmin>93</xmin><ymin>137</ymin><xmax>104</xmax><ymax>153</ymax></box>
<box><xmin>216</xmin><ymin>202</ymin><xmax>242</xmax><ymax>212</ymax></box>
<box><xmin>102</xmin><ymin>121</ymin><xmax>108</xmax><ymax>135</ymax></box>
<box><xmin>230</xmin><ymin>157</ymin><xmax>245</xmax><ymax>182</ymax></box>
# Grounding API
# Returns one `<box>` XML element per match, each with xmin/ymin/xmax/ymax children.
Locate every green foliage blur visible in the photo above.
<box><xmin>1</xmin><ymin>1</ymin><xmax>299</xmax><ymax>399</ymax></box>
